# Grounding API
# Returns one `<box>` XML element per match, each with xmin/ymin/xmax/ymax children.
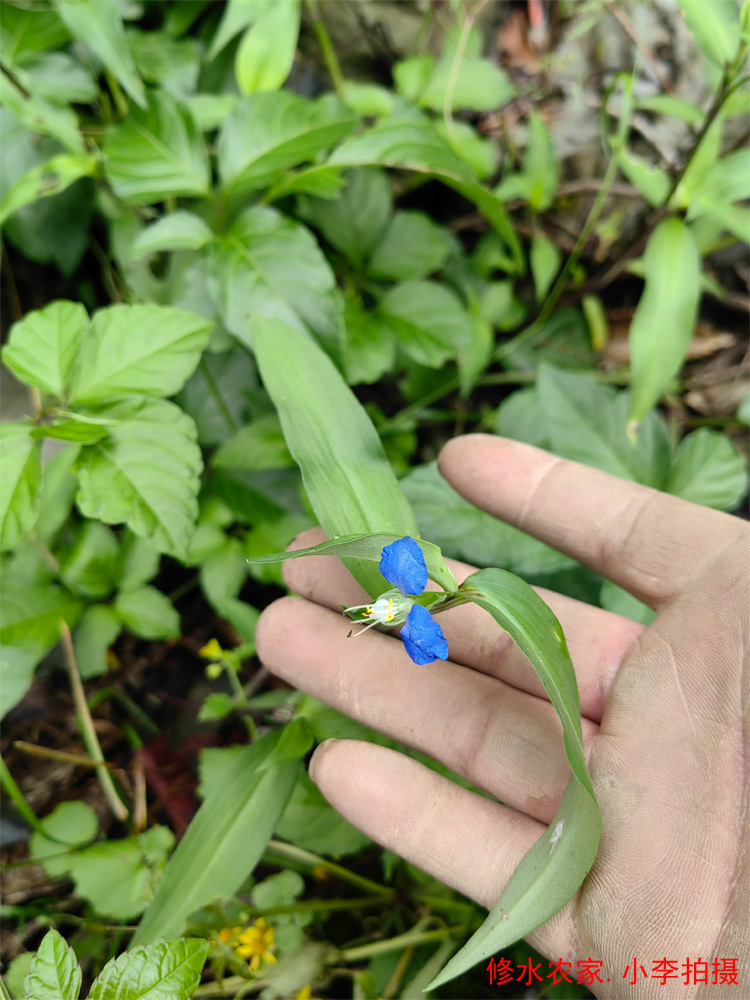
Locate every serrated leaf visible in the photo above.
<box><xmin>0</xmin><ymin>6</ymin><xmax>69</xmax><ymax>68</ymax></box>
<box><xmin>132</xmin><ymin>729</ymin><xmax>300</xmax><ymax>943</ymax></box>
<box><xmin>115</xmin><ymin>586</ymin><xmax>180</xmax><ymax>640</ymax></box>
<box><xmin>103</xmin><ymin>91</ymin><xmax>210</xmax><ymax>205</ymax></box>
<box><xmin>235</xmin><ymin>0</ymin><xmax>300</xmax><ymax>94</ymax></box>
<box><xmin>22</xmin><ymin>928</ymin><xmax>81</xmax><ymax>1000</ymax></box>
<box><xmin>55</xmin><ymin>0</ymin><xmax>145</xmax><ymax>106</ymax></box>
<box><xmin>428</xmin><ymin>569</ymin><xmax>600</xmax><ymax>989</ymax></box>
<box><xmin>218</xmin><ymin>91</ymin><xmax>356</xmax><ymax>197</ymax></box>
<box><xmin>90</xmin><ymin>938</ymin><xmax>208</xmax><ymax>1000</ymax></box>
<box><xmin>211</xmin><ymin>205</ymin><xmax>342</xmax><ymax>345</ymax></box>
<box><xmin>74</xmin><ymin>399</ymin><xmax>202</xmax><ymax>561</ymax></box>
<box><xmin>69</xmin><ymin>303</ymin><xmax>212</xmax><ymax>404</ymax></box>
<box><xmin>627</xmin><ymin>219</ymin><xmax>701</xmax><ymax>430</ymax></box>
<box><xmin>367</xmin><ymin>211</ymin><xmax>452</xmax><ymax>280</ymax></box>
<box><xmin>0</xmin><ymin>152</ymin><xmax>96</xmax><ymax>226</ymax></box>
<box><xmin>0</xmin><ymin>423</ymin><xmax>42</xmax><ymax>552</ymax></box>
<box><xmin>251</xmin><ymin>317</ymin><xmax>418</xmax><ymax>596</ymax></box>
<box><xmin>2</xmin><ymin>300</ymin><xmax>89</xmax><ymax>398</ymax></box>
<box><xmin>666</xmin><ymin>427</ymin><xmax>748</xmax><ymax>510</ymax></box>
<box><xmin>379</xmin><ymin>281</ymin><xmax>472</xmax><ymax>368</ymax></box>
<box><xmin>73</xmin><ymin>604</ymin><xmax>122</xmax><ymax>679</ymax></box>
<box><xmin>129</xmin><ymin>211</ymin><xmax>214</xmax><ymax>259</ymax></box>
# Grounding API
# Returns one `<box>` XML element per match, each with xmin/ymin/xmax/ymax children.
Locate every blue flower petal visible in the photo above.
<box><xmin>379</xmin><ymin>537</ymin><xmax>428</xmax><ymax>597</ymax></box>
<box><xmin>400</xmin><ymin>604</ymin><xmax>448</xmax><ymax>665</ymax></box>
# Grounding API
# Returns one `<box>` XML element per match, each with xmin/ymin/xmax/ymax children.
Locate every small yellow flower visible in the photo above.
<box><xmin>219</xmin><ymin>918</ymin><xmax>276</xmax><ymax>972</ymax></box>
<box><xmin>296</xmin><ymin>987</ymin><xmax>312</xmax><ymax>1000</ymax></box>
<box><xmin>199</xmin><ymin>638</ymin><xmax>226</xmax><ymax>660</ymax></box>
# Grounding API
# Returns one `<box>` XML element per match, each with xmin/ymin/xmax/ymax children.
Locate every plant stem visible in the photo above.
<box><xmin>263</xmin><ymin>839</ymin><xmax>390</xmax><ymax>895</ymax></box>
<box><xmin>59</xmin><ymin>622</ymin><xmax>129</xmax><ymax>823</ymax></box>
<box><xmin>0</xmin><ymin>975</ymin><xmax>12</xmax><ymax>1000</ymax></box>
<box><xmin>306</xmin><ymin>0</ymin><xmax>345</xmax><ymax>95</ymax></box>
<box><xmin>0</xmin><ymin>757</ymin><xmax>52</xmax><ymax>838</ymax></box>
<box><xmin>341</xmin><ymin>925</ymin><xmax>466</xmax><ymax>962</ymax></box>
<box><xmin>256</xmin><ymin>893</ymin><xmax>395</xmax><ymax>919</ymax></box>
<box><xmin>443</xmin><ymin>0</ymin><xmax>491</xmax><ymax>139</ymax></box>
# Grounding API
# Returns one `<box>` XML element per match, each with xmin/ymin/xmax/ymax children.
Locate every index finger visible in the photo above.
<box><xmin>438</xmin><ymin>435</ymin><xmax>745</xmax><ymax>606</ymax></box>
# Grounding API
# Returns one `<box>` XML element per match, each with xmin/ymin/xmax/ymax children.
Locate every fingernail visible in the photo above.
<box><xmin>309</xmin><ymin>739</ymin><xmax>337</xmax><ymax>784</ymax></box>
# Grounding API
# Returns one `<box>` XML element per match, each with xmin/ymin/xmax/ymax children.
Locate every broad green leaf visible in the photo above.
<box><xmin>249</xmin><ymin>530</ymin><xmax>459</xmax><ymax>593</ymax></box>
<box><xmin>0</xmin><ymin>582</ymin><xmax>81</xmax><ymax>650</ymax></box>
<box><xmin>73</xmin><ymin>604</ymin><xmax>122</xmax><ymax>679</ymax></box>
<box><xmin>199</xmin><ymin>539</ymin><xmax>247</xmax><ymax>608</ymax></box>
<box><xmin>419</xmin><ymin>57</ymin><xmax>514</xmax><ymax>112</ymax></box>
<box><xmin>118</xmin><ymin>531</ymin><xmax>161</xmax><ymax>591</ymax></box>
<box><xmin>435</xmin><ymin>118</ymin><xmax>497</xmax><ymax>179</ymax></box>
<box><xmin>214</xmin><ymin>597</ymin><xmax>260</xmax><ymax>644</ymax></box>
<box><xmin>297</xmin><ymin>168</ymin><xmax>391</xmax><ymax>268</ymax></box>
<box><xmin>21</xmin><ymin>928</ymin><xmax>80</xmax><ymax>1000</ymax></box>
<box><xmin>341</xmin><ymin>81</ymin><xmax>395</xmax><ymax>117</ymax></box>
<box><xmin>530</xmin><ymin>233</ymin><xmax>561</xmax><ymax>302</ymax></box>
<box><xmin>56</xmin><ymin>0</ymin><xmax>146</xmax><ymax>107</ymax></box>
<box><xmin>428</xmin><ymin>569</ymin><xmax>600</xmax><ymax>989</ymax></box>
<box><xmin>31</xmin><ymin>420</ymin><xmax>109</xmax><ymax>444</ymax></box>
<box><xmin>0</xmin><ymin>6</ymin><xmax>69</xmax><ymax>68</ymax></box>
<box><xmin>367</xmin><ymin>211</ymin><xmax>452</xmax><ymax>280</ymax></box>
<box><xmin>126</xmin><ymin>28</ymin><xmax>200</xmax><ymax>97</ymax></box>
<box><xmin>635</xmin><ymin>94</ymin><xmax>704</xmax><ymax>126</ymax></box>
<box><xmin>0</xmin><ymin>424</ymin><xmax>42</xmax><ymax>552</ymax></box>
<box><xmin>115</xmin><ymin>586</ymin><xmax>180</xmax><ymax>640</ymax></box>
<box><xmin>30</xmin><ymin>801</ymin><xmax>99</xmax><ymax>874</ymax></box>
<box><xmin>627</xmin><ymin>219</ymin><xmax>701</xmax><ymax>430</ymax></box>
<box><xmin>69</xmin><ymin>303</ymin><xmax>212</xmax><ymax>404</ymax></box>
<box><xmin>379</xmin><ymin>281</ymin><xmax>472</xmax><ymax>368</ymax></box>
<box><xmin>496</xmin><ymin>112</ymin><xmax>559</xmax><ymax>211</ymax></box>
<box><xmin>329</xmin><ymin>114</ymin><xmax>523</xmax><ymax>271</ymax></box>
<box><xmin>255</xmin><ymin>717</ymin><xmax>314</xmax><ymax>772</ymax></box>
<box><xmin>208</xmin><ymin>0</ymin><xmax>271</xmax><ymax>59</ymax></box>
<box><xmin>74</xmin><ymin>399</ymin><xmax>202</xmax><ymax>561</ymax></box>
<box><xmin>617</xmin><ymin>149</ymin><xmax>670</xmax><ymax>207</ymax></box>
<box><xmin>60</xmin><ymin>521</ymin><xmax>120</xmax><ymax>600</ymax></box>
<box><xmin>538</xmin><ymin>366</ymin><xmax>672</xmax><ymax>487</ymax></box>
<box><xmin>252</xmin><ymin>318</ymin><xmax>417</xmax><ymax>596</ymax></box>
<box><xmin>218</xmin><ymin>92</ymin><xmax>356</xmax><ymax>197</ymax></box>
<box><xmin>686</xmin><ymin>149</ymin><xmax>750</xmax><ymax>221</ymax></box>
<box><xmin>458</xmin><ymin>315</ymin><xmax>493</xmax><ymax>398</ymax></box>
<box><xmin>393</xmin><ymin>55</ymin><xmax>434</xmax><ymax>101</ymax></box>
<box><xmin>1</xmin><ymin>647</ymin><xmax>45</xmax><ymax>719</ymax></box>
<box><xmin>90</xmin><ymin>939</ymin><xmax>208</xmax><ymax>1000</ymax></box>
<box><xmin>235</xmin><ymin>0</ymin><xmax>300</xmax><ymax>94</ymax></box>
<box><xmin>666</xmin><ymin>428</ymin><xmax>748</xmax><ymax>510</ymax></box>
<box><xmin>131</xmin><ymin>728</ymin><xmax>301</xmax><ymax>943</ymax></box>
<box><xmin>13</xmin><ymin>51</ymin><xmax>98</xmax><ymax>104</ymax></box>
<box><xmin>176</xmin><ymin>348</ymin><xmax>255</xmax><ymax>447</ymax></box>
<box><xmin>504</xmin><ymin>307</ymin><xmax>591</xmax><ymax>371</ymax></box>
<box><xmin>6</xmin><ymin>951</ymin><xmax>35</xmax><ymax>1000</ymax></box>
<box><xmin>340</xmin><ymin>300</ymin><xmax>396</xmax><ymax>386</ymax></box>
<box><xmin>185</xmin><ymin>92</ymin><xmax>239</xmax><ymax>131</ymax></box>
<box><xmin>276</xmin><ymin>769</ymin><xmax>371</xmax><ymax>856</ymax></box>
<box><xmin>494</xmin><ymin>386</ymin><xmax>549</xmax><ymax>449</ymax></box>
<box><xmin>480</xmin><ymin>281</ymin><xmax>528</xmax><ymax>331</ymax></box>
<box><xmin>212</xmin><ymin>414</ymin><xmax>293</xmax><ymax>471</ymax></box>
<box><xmin>401</xmin><ymin>463</ymin><xmax>574</xmax><ymax>577</ymax></box>
<box><xmin>128</xmin><ymin>211</ymin><xmax>214</xmax><ymax>260</ymax></box>
<box><xmin>2</xmin><ymin>300</ymin><xmax>89</xmax><ymax>398</ymax></box>
<box><xmin>211</xmin><ymin>206</ymin><xmax>342</xmax><ymax>345</ymax></box>
<box><xmin>0</xmin><ymin>73</ymin><xmax>84</xmax><ymax>154</ymax></box>
<box><xmin>677</xmin><ymin>0</ymin><xmax>740</xmax><ymax>67</ymax></box>
<box><xmin>0</xmin><ymin>153</ymin><xmax>96</xmax><ymax>226</ymax></box>
<box><xmin>264</xmin><ymin>163</ymin><xmax>345</xmax><ymax>201</ymax></box>
<box><xmin>102</xmin><ymin>91</ymin><xmax>210</xmax><ymax>205</ymax></box>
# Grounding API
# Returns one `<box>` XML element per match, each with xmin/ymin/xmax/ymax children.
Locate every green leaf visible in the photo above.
<box><xmin>617</xmin><ymin>149</ymin><xmax>670</xmax><ymax>207</ymax></box>
<box><xmin>73</xmin><ymin>604</ymin><xmax>122</xmax><ymax>679</ymax></box>
<box><xmin>0</xmin><ymin>6</ymin><xmax>69</xmax><ymax>68</ymax></box>
<box><xmin>249</xmin><ymin>530</ymin><xmax>459</xmax><ymax>593</ymax></box>
<box><xmin>89</xmin><ymin>939</ymin><xmax>208</xmax><ymax>1000</ymax></box>
<box><xmin>627</xmin><ymin>219</ymin><xmax>701</xmax><ymax>430</ymax></box>
<box><xmin>0</xmin><ymin>74</ymin><xmax>84</xmax><ymax>154</ymax></box>
<box><xmin>252</xmin><ymin>318</ymin><xmax>417</xmax><ymax>597</ymax></box>
<box><xmin>235</xmin><ymin>0</ymin><xmax>300</xmax><ymax>94</ymax></box>
<box><xmin>56</xmin><ymin>0</ymin><xmax>146</xmax><ymax>107</ymax></box>
<box><xmin>211</xmin><ymin>206</ymin><xmax>342</xmax><ymax>345</ymax></box>
<box><xmin>131</xmin><ymin>728</ymin><xmax>301</xmax><ymax>943</ymax></box>
<box><xmin>340</xmin><ymin>300</ymin><xmax>396</xmax><ymax>386</ymax></box>
<box><xmin>31</xmin><ymin>420</ymin><xmax>110</xmax><ymax>444</ymax></box>
<box><xmin>6</xmin><ymin>951</ymin><xmax>35</xmax><ymax>1000</ymax></box>
<box><xmin>69</xmin><ymin>303</ymin><xmax>212</xmax><ymax>404</ymax></box>
<box><xmin>428</xmin><ymin>569</ymin><xmax>600</xmax><ymax>989</ymax></box>
<box><xmin>297</xmin><ymin>168</ymin><xmax>391</xmax><ymax>268</ymax></box>
<box><xmin>393</xmin><ymin>55</ymin><xmax>434</xmax><ymax>101</ymax></box>
<box><xmin>379</xmin><ymin>281</ymin><xmax>472</xmax><ymax>368</ymax></box>
<box><xmin>329</xmin><ymin>114</ymin><xmax>523</xmax><ymax>271</ymax></box>
<box><xmin>635</xmin><ymin>94</ymin><xmax>705</xmax><ymax>126</ymax></box>
<box><xmin>523</xmin><ymin>112</ymin><xmax>560</xmax><ymax>212</ymax></box>
<box><xmin>0</xmin><ymin>582</ymin><xmax>81</xmax><ymax>650</ymax></box>
<box><xmin>30</xmin><ymin>801</ymin><xmax>99</xmax><ymax>875</ymax></box>
<box><xmin>256</xmin><ymin>717</ymin><xmax>314</xmax><ymax>772</ymax></box>
<box><xmin>118</xmin><ymin>531</ymin><xmax>161</xmax><ymax>591</ymax></box>
<box><xmin>276</xmin><ymin>769</ymin><xmax>371</xmax><ymax>856</ymax></box>
<box><xmin>1</xmin><ymin>647</ymin><xmax>46</xmax><ymax>719</ymax></box>
<box><xmin>129</xmin><ymin>211</ymin><xmax>214</xmax><ymax>259</ymax></box>
<box><xmin>341</xmin><ymin>81</ymin><xmax>395</xmax><ymax>117</ymax></box>
<box><xmin>677</xmin><ymin>0</ymin><xmax>740</xmax><ymax>67</ymax></box>
<box><xmin>666</xmin><ymin>428</ymin><xmax>748</xmax><ymax>510</ymax></box>
<box><xmin>367</xmin><ymin>211</ymin><xmax>452</xmax><ymax>281</ymax></box>
<box><xmin>126</xmin><ymin>28</ymin><xmax>200</xmax><ymax>98</ymax></box>
<box><xmin>176</xmin><ymin>348</ymin><xmax>255</xmax><ymax>448</ymax></box>
<box><xmin>494</xmin><ymin>386</ymin><xmax>549</xmax><ymax>449</ymax></box>
<box><xmin>21</xmin><ymin>928</ymin><xmax>81</xmax><ymax>1000</ymax></box>
<box><xmin>0</xmin><ymin>423</ymin><xmax>42</xmax><ymax>552</ymax></box>
<box><xmin>530</xmin><ymin>234</ymin><xmax>561</xmax><ymax>302</ymax></box>
<box><xmin>599</xmin><ymin>580</ymin><xmax>656</xmax><ymax>625</ymax></box>
<box><xmin>0</xmin><ymin>152</ymin><xmax>96</xmax><ymax>226</ymax></box>
<box><xmin>74</xmin><ymin>399</ymin><xmax>202</xmax><ymax>561</ymax></box>
<box><xmin>419</xmin><ymin>57</ymin><xmax>514</xmax><ymax>112</ymax></box>
<box><xmin>264</xmin><ymin>163</ymin><xmax>345</xmax><ymax>201</ymax></box>
<box><xmin>60</xmin><ymin>520</ymin><xmax>120</xmax><ymax>600</ymax></box>
<box><xmin>686</xmin><ymin>149</ymin><xmax>750</xmax><ymax>221</ymax></box>
<box><xmin>401</xmin><ymin>463</ymin><xmax>573</xmax><ymax>577</ymax></box>
<box><xmin>212</xmin><ymin>414</ymin><xmax>293</xmax><ymax>471</ymax></box>
<box><xmin>435</xmin><ymin>119</ymin><xmax>497</xmax><ymax>179</ymax></box>
<box><xmin>199</xmin><ymin>539</ymin><xmax>247</xmax><ymax>608</ymax></box>
<box><xmin>2</xmin><ymin>300</ymin><xmax>89</xmax><ymax>399</ymax></box>
<box><xmin>102</xmin><ymin>91</ymin><xmax>210</xmax><ymax>205</ymax></box>
<box><xmin>13</xmin><ymin>51</ymin><xmax>98</xmax><ymax>105</ymax></box>
<box><xmin>208</xmin><ymin>0</ymin><xmax>271</xmax><ymax>60</ymax></box>
<box><xmin>115</xmin><ymin>586</ymin><xmax>180</xmax><ymax>640</ymax></box>
<box><xmin>537</xmin><ymin>366</ymin><xmax>672</xmax><ymax>487</ymax></box>
<box><xmin>218</xmin><ymin>92</ymin><xmax>356</xmax><ymax>197</ymax></box>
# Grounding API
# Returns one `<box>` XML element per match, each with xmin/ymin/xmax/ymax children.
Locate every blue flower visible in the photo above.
<box><xmin>344</xmin><ymin>537</ymin><xmax>449</xmax><ymax>666</ymax></box>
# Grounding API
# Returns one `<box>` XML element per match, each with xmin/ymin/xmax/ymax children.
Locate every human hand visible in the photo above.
<box><xmin>255</xmin><ymin>434</ymin><xmax>749</xmax><ymax>998</ymax></box>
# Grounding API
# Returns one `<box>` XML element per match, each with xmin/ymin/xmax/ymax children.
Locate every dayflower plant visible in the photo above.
<box><xmin>343</xmin><ymin>536</ymin><xmax>449</xmax><ymax>665</ymax></box>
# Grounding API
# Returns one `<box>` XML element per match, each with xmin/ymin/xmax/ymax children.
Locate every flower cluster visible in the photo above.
<box><xmin>345</xmin><ymin>537</ymin><xmax>449</xmax><ymax>666</ymax></box>
<box><xmin>219</xmin><ymin>918</ymin><xmax>276</xmax><ymax>971</ymax></box>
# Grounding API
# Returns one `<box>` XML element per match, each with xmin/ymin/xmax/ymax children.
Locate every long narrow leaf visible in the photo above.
<box><xmin>427</xmin><ymin>567</ymin><xmax>601</xmax><ymax>989</ymax></box>
<box><xmin>252</xmin><ymin>319</ymin><xmax>417</xmax><ymax>596</ymax></box>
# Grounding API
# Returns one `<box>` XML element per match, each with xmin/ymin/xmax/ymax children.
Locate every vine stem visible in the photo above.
<box><xmin>263</xmin><ymin>839</ymin><xmax>390</xmax><ymax>895</ymax></box>
<box><xmin>341</xmin><ymin>924</ymin><xmax>466</xmax><ymax>962</ymax></box>
<box><xmin>306</xmin><ymin>0</ymin><xmax>345</xmax><ymax>95</ymax></box>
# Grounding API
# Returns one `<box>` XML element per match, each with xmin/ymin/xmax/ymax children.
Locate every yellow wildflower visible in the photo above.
<box><xmin>199</xmin><ymin>638</ymin><xmax>226</xmax><ymax>660</ymax></box>
<box><xmin>296</xmin><ymin>987</ymin><xmax>312</xmax><ymax>1000</ymax></box>
<box><xmin>219</xmin><ymin>919</ymin><xmax>276</xmax><ymax>971</ymax></box>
